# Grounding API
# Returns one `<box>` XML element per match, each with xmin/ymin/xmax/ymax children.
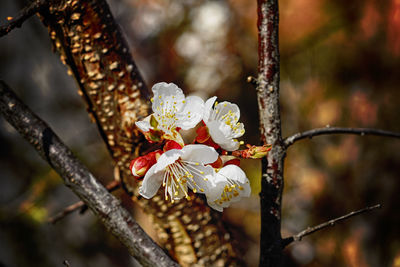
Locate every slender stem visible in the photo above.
<box><xmin>0</xmin><ymin>81</ymin><xmax>179</xmax><ymax>267</ymax></box>
<box><xmin>284</xmin><ymin>127</ymin><xmax>400</xmax><ymax>147</ymax></box>
<box><xmin>48</xmin><ymin>180</ymin><xmax>121</xmax><ymax>224</ymax></box>
<box><xmin>0</xmin><ymin>0</ymin><xmax>47</xmax><ymax>38</ymax></box>
<box><xmin>282</xmin><ymin>204</ymin><xmax>381</xmax><ymax>248</ymax></box>
<box><xmin>257</xmin><ymin>0</ymin><xmax>285</xmax><ymax>266</ymax></box>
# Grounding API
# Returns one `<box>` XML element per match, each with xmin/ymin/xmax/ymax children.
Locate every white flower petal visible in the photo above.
<box><xmin>154</xmin><ymin>149</ymin><xmax>183</xmax><ymax>172</ymax></box>
<box><xmin>219</xmin><ymin>139</ymin><xmax>240</xmax><ymax>151</ymax></box>
<box><xmin>218</xmin><ymin>164</ymin><xmax>249</xmax><ymax>186</ymax></box>
<box><xmin>139</xmin><ymin>165</ymin><xmax>165</xmax><ymax>199</ymax></box>
<box><xmin>207</xmin><ymin>200</ymin><xmax>224</xmax><ymax>212</ymax></box>
<box><xmin>205</xmin><ymin>165</ymin><xmax>251</xmax><ymax>211</ymax></box>
<box><xmin>203</xmin><ymin>96</ymin><xmax>217</xmax><ymax>122</ymax></box>
<box><xmin>231</xmin><ymin>122</ymin><xmax>245</xmax><ymax>138</ymax></box>
<box><xmin>176</xmin><ymin>96</ymin><xmax>204</xmax><ymax>130</ymax></box>
<box><xmin>152</xmin><ymin>82</ymin><xmax>185</xmax><ymax>113</ymax></box>
<box><xmin>180</xmin><ymin>144</ymin><xmax>218</xmax><ymax>164</ymax></box>
<box><xmin>186</xmin><ymin>164</ymin><xmax>216</xmax><ymax>194</ymax></box>
<box><xmin>205</xmin><ymin>181</ymin><xmax>225</xmax><ymax>203</ymax></box>
<box><xmin>216</xmin><ymin>101</ymin><xmax>240</xmax><ymax>120</ymax></box>
<box><xmin>135</xmin><ymin>118</ymin><xmax>152</xmax><ymax>132</ymax></box>
<box><xmin>204</xmin><ymin>99</ymin><xmax>245</xmax><ymax>151</ymax></box>
<box><xmin>219</xmin><ymin>165</ymin><xmax>251</xmax><ymax>200</ymax></box>
<box><xmin>207</xmin><ymin>121</ymin><xmax>230</xmax><ymax>144</ymax></box>
<box><xmin>167</xmin><ymin>181</ymin><xmax>187</xmax><ymax>200</ymax></box>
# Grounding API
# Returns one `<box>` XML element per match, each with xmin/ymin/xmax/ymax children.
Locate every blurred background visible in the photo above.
<box><xmin>1</xmin><ymin>0</ymin><xmax>400</xmax><ymax>266</ymax></box>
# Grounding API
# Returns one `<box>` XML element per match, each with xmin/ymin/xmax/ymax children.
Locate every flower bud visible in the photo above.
<box><xmin>130</xmin><ymin>150</ymin><xmax>163</xmax><ymax>179</ymax></box>
<box><xmin>163</xmin><ymin>140</ymin><xmax>183</xmax><ymax>151</ymax></box>
<box><xmin>130</xmin><ymin>157</ymin><xmax>151</xmax><ymax>179</ymax></box>
<box><xmin>195</xmin><ymin>125</ymin><xmax>210</xmax><ymax>143</ymax></box>
<box><xmin>210</xmin><ymin>157</ymin><xmax>223</xmax><ymax>168</ymax></box>
<box><xmin>245</xmin><ymin>144</ymin><xmax>272</xmax><ymax>159</ymax></box>
<box><xmin>223</xmin><ymin>158</ymin><xmax>241</xmax><ymax>167</ymax></box>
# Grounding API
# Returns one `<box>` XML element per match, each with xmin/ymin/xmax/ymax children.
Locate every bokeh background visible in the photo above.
<box><xmin>1</xmin><ymin>0</ymin><xmax>400</xmax><ymax>266</ymax></box>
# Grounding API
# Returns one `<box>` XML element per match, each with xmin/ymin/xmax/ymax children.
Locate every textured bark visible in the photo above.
<box><xmin>256</xmin><ymin>0</ymin><xmax>285</xmax><ymax>266</ymax></box>
<box><xmin>0</xmin><ymin>81</ymin><xmax>178</xmax><ymax>267</ymax></box>
<box><xmin>38</xmin><ymin>0</ymin><xmax>242</xmax><ymax>266</ymax></box>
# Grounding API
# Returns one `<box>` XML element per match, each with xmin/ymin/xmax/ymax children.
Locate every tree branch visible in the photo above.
<box><xmin>257</xmin><ymin>0</ymin><xmax>285</xmax><ymax>266</ymax></box>
<box><xmin>48</xmin><ymin>180</ymin><xmax>120</xmax><ymax>224</ymax></box>
<box><xmin>284</xmin><ymin>127</ymin><xmax>400</xmax><ymax>147</ymax></box>
<box><xmin>0</xmin><ymin>0</ymin><xmax>47</xmax><ymax>38</ymax></box>
<box><xmin>281</xmin><ymin>204</ymin><xmax>381</xmax><ymax>248</ymax></box>
<box><xmin>0</xmin><ymin>80</ymin><xmax>179</xmax><ymax>267</ymax></box>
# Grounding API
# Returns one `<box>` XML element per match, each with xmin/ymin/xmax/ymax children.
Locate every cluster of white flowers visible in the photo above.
<box><xmin>132</xmin><ymin>82</ymin><xmax>250</xmax><ymax>211</ymax></box>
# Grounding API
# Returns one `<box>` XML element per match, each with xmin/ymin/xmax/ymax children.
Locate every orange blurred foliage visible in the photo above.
<box><xmin>387</xmin><ymin>0</ymin><xmax>400</xmax><ymax>55</ymax></box>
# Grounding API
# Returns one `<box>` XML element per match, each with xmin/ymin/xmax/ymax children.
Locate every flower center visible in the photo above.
<box><xmin>211</xmin><ymin>102</ymin><xmax>244</xmax><ymax>137</ymax></box>
<box><xmin>213</xmin><ymin>178</ymin><xmax>247</xmax><ymax>205</ymax></box>
<box><xmin>162</xmin><ymin>160</ymin><xmax>207</xmax><ymax>203</ymax></box>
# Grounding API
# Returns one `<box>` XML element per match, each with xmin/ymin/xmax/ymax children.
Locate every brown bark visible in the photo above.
<box><xmin>256</xmin><ymin>0</ymin><xmax>285</xmax><ymax>266</ymax></box>
<box><xmin>38</xmin><ymin>0</ymin><xmax>242</xmax><ymax>266</ymax></box>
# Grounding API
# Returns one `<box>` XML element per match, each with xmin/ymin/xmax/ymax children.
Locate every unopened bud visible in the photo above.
<box><xmin>163</xmin><ymin>140</ymin><xmax>183</xmax><ymax>151</ymax></box>
<box><xmin>246</xmin><ymin>144</ymin><xmax>272</xmax><ymax>159</ymax></box>
<box><xmin>130</xmin><ymin>157</ymin><xmax>151</xmax><ymax>179</ymax></box>
<box><xmin>210</xmin><ymin>157</ymin><xmax>223</xmax><ymax>168</ymax></box>
<box><xmin>195</xmin><ymin>125</ymin><xmax>210</xmax><ymax>143</ymax></box>
<box><xmin>232</xmin><ymin>144</ymin><xmax>272</xmax><ymax>159</ymax></box>
<box><xmin>150</xmin><ymin>149</ymin><xmax>163</xmax><ymax>160</ymax></box>
<box><xmin>223</xmin><ymin>158</ymin><xmax>241</xmax><ymax>166</ymax></box>
<box><xmin>130</xmin><ymin>150</ymin><xmax>162</xmax><ymax>179</ymax></box>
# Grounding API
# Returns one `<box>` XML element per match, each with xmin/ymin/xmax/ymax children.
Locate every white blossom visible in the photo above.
<box><xmin>203</xmin><ymin>96</ymin><xmax>245</xmax><ymax>151</ymax></box>
<box><xmin>139</xmin><ymin>144</ymin><xmax>218</xmax><ymax>202</ymax></box>
<box><xmin>206</xmin><ymin>164</ymin><xmax>251</xmax><ymax>212</ymax></box>
<box><xmin>136</xmin><ymin>82</ymin><xmax>204</xmax><ymax>144</ymax></box>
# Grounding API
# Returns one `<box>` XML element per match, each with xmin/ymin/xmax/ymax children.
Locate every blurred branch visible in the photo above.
<box><xmin>256</xmin><ymin>0</ymin><xmax>285</xmax><ymax>266</ymax></box>
<box><xmin>0</xmin><ymin>0</ymin><xmax>46</xmax><ymax>38</ymax></box>
<box><xmin>0</xmin><ymin>80</ymin><xmax>179</xmax><ymax>267</ymax></box>
<box><xmin>282</xmin><ymin>204</ymin><xmax>381</xmax><ymax>248</ymax></box>
<box><xmin>284</xmin><ymin>127</ymin><xmax>400</xmax><ymax>147</ymax></box>
<box><xmin>48</xmin><ymin>180</ymin><xmax>120</xmax><ymax>224</ymax></box>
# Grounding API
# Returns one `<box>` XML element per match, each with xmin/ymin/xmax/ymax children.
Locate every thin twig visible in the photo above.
<box><xmin>282</xmin><ymin>204</ymin><xmax>381</xmax><ymax>248</ymax></box>
<box><xmin>0</xmin><ymin>81</ymin><xmax>179</xmax><ymax>267</ymax></box>
<box><xmin>284</xmin><ymin>127</ymin><xmax>400</xmax><ymax>147</ymax></box>
<box><xmin>48</xmin><ymin>180</ymin><xmax>120</xmax><ymax>224</ymax></box>
<box><xmin>0</xmin><ymin>0</ymin><xmax>47</xmax><ymax>38</ymax></box>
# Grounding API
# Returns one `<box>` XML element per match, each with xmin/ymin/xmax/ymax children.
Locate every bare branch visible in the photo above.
<box><xmin>284</xmin><ymin>127</ymin><xmax>400</xmax><ymax>147</ymax></box>
<box><xmin>0</xmin><ymin>81</ymin><xmax>179</xmax><ymax>267</ymax></box>
<box><xmin>48</xmin><ymin>180</ymin><xmax>120</xmax><ymax>224</ymax></box>
<box><xmin>282</xmin><ymin>204</ymin><xmax>381</xmax><ymax>248</ymax></box>
<box><xmin>257</xmin><ymin>0</ymin><xmax>285</xmax><ymax>266</ymax></box>
<box><xmin>0</xmin><ymin>0</ymin><xmax>46</xmax><ymax>38</ymax></box>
